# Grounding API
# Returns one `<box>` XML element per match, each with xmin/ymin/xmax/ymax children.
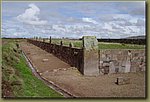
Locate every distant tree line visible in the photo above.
<box><xmin>97</xmin><ymin>39</ymin><xmax>146</xmax><ymax>45</ymax></box>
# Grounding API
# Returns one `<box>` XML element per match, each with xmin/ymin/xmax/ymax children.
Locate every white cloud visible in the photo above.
<box><xmin>52</xmin><ymin>25</ymin><xmax>66</xmax><ymax>32</ymax></box>
<box><xmin>136</xmin><ymin>19</ymin><xmax>145</xmax><ymax>26</ymax></box>
<box><xmin>2</xmin><ymin>19</ymin><xmax>32</xmax><ymax>38</ymax></box>
<box><xmin>3</xmin><ymin>2</ymin><xmax>145</xmax><ymax>39</ymax></box>
<box><xmin>103</xmin><ymin>23</ymin><xmax>115</xmax><ymax>31</ymax></box>
<box><xmin>82</xmin><ymin>17</ymin><xmax>98</xmax><ymax>24</ymax></box>
<box><xmin>17</xmin><ymin>3</ymin><xmax>47</xmax><ymax>25</ymax></box>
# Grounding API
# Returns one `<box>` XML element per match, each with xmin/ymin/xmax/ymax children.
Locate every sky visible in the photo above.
<box><xmin>2</xmin><ymin>1</ymin><xmax>146</xmax><ymax>38</ymax></box>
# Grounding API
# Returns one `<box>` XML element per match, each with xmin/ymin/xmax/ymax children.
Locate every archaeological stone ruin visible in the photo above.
<box><xmin>28</xmin><ymin>36</ymin><xmax>146</xmax><ymax>76</ymax></box>
<box><xmin>99</xmin><ymin>50</ymin><xmax>145</xmax><ymax>75</ymax></box>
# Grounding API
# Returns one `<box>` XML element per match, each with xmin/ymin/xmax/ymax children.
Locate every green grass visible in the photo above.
<box><xmin>98</xmin><ymin>42</ymin><xmax>145</xmax><ymax>49</ymax></box>
<box><xmin>2</xmin><ymin>39</ymin><xmax>63</xmax><ymax>98</ymax></box>
<box><xmin>44</xmin><ymin>39</ymin><xmax>145</xmax><ymax>49</ymax></box>
<box><xmin>14</xmin><ymin>56</ymin><xmax>62</xmax><ymax>97</ymax></box>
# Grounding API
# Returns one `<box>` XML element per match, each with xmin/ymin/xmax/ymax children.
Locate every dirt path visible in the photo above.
<box><xmin>20</xmin><ymin>42</ymin><xmax>70</xmax><ymax>73</ymax></box>
<box><xmin>20</xmin><ymin>41</ymin><xmax>145</xmax><ymax>98</ymax></box>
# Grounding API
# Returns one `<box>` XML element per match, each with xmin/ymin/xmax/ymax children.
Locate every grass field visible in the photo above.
<box><xmin>98</xmin><ymin>42</ymin><xmax>145</xmax><ymax>49</ymax></box>
<box><xmin>43</xmin><ymin>39</ymin><xmax>145</xmax><ymax>49</ymax></box>
<box><xmin>2</xmin><ymin>39</ymin><xmax>63</xmax><ymax>98</ymax></box>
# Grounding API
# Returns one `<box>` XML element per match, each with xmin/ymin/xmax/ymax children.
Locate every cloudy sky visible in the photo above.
<box><xmin>2</xmin><ymin>1</ymin><xmax>145</xmax><ymax>38</ymax></box>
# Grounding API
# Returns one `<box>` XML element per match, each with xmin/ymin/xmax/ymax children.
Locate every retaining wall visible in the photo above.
<box><xmin>27</xmin><ymin>39</ymin><xmax>84</xmax><ymax>74</ymax></box>
<box><xmin>99</xmin><ymin>50</ymin><xmax>146</xmax><ymax>74</ymax></box>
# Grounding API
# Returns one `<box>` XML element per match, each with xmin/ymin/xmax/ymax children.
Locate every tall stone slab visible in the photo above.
<box><xmin>109</xmin><ymin>62</ymin><xmax>116</xmax><ymax>74</ymax></box>
<box><xmin>125</xmin><ymin>59</ymin><xmax>131</xmax><ymax>73</ymax></box>
<box><xmin>124</xmin><ymin>52</ymin><xmax>131</xmax><ymax>73</ymax></box>
<box><xmin>82</xmin><ymin>36</ymin><xmax>99</xmax><ymax>76</ymax></box>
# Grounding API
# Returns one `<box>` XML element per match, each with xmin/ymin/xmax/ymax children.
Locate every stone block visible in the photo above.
<box><xmin>124</xmin><ymin>59</ymin><xmax>131</xmax><ymax>73</ymax></box>
<box><xmin>116</xmin><ymin>77</ymin><xmax>130</xmax><ymax>85</ymax></box>
<box><xmin>109</xmin><ymin>62</ymin><xmax>116</xmax><ymax>74</ymax></box>
<box><xmin>82</xmin><ymin>36</ymin><xmax>99</xmax><ymax>76</ymax></box>
<box><xmin>42</xmin><ymin>59</ymin><xmax>49</xmax><ymax>62</ymax></box>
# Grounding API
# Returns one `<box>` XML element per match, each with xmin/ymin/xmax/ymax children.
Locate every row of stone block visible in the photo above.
<box><xmin>99</xmin><ymin>50</ymin><xmax>145</xmax><ymax>75</ymax></box>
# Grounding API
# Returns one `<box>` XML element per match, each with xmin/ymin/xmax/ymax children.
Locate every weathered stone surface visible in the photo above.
<box><xmin>109</xmin><ymin>62</ymin><xmax>116</xmax><ymax>74</ymax></box>
<box><xmin>116</xmin><ymin>77</ymin><xmax>130</xmax><ymax>85</ymax></box>
<box><xmin>27</xmin><ymin>52</ymin><xmax>30</xmax><ymax>55</ymax></box>
<box><xmin>42</xmin><ymin>59</ymin><xmax>49</xmax><ymax>62</ymax></box>
<box><xmin>83</xmin><ymin>36</ymin><xmax>99</xmax><ymax>76</ymax></box>
<box><xmin>99</xmin><ymin>50</ymin><xmax>145</xmax><ymax>74</ymax></box>
<box><xmin>124</xmin><ymin>57</ymin><xmax>131</xmax><ymax>73</ymax></box>
<box><xmin>53</xmin><ymin>69</ymin><xmax>58</xmax><ymax>72</ymax></box>
<box><xmin>69</xmin><ymin>42</ymin><xmax>74</xmax><ymax>48</ymax></box>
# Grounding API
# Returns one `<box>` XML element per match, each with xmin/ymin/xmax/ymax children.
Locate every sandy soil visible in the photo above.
<box><xmin>20</xmin><ymin>41</ymin><xmax>146</xmax><ymax>98</ymax></box>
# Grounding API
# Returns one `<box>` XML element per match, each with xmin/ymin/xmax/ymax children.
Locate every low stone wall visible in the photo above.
<box><xmin>27</xmin><ymin>36</ymin><xmax>100</xmax><ymax>76</ymax></box>
<box><xmin>99</xmin><ymin>50</ymin><xmax>145</xmax><ymax>74</ymax></box>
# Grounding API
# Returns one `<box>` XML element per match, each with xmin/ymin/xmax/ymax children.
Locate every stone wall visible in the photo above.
<box><xmin>99</xmin><ymin>50</ymin><xmax>145</xmax><ymax>74</ymax></box>
<box><xmin>28</xmin><ymin>37</ymin><xmax>146</xmax><ymax>76</ymax></box>
<box><xmin>27</xmin><ymin>39</ymin><xmax>84</xmax><ymax>74</ymax></box>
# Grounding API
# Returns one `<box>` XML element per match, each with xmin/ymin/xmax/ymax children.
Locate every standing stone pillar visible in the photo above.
<box><xmin>38</xmin><ymin>37</ymin><xmax>40</xmax><ymax>41</ymax></box>
<box><xmin>59</xmin><ymin>41</ymin><xmax>63</xmax><ymax>59</ymax></box>
<box><xmin>125</xmin><ymin>50</ymin><xmax>132</xmax><ymax>73</ymax></box>
<box><xmin>35</xmin><ymin>37</ymin><xmax>37</xmax><ymax>41</ymax></box>
<box><xmin>69</xmin><ymin>42</ymin><xmax>74</xmax><ymax>48</ymax></box>
<box><xmin>43</xmin><ymin>38</ymin><xmax>45</xmax><ymax>42</ymax></box>
<box><xmin>82</xmin><ymin>36</ymin><xmax>99</xmax><ymax>76</ymax></box>
<box><xmin>49</xmin><ymin>36</ymin><xmax>51</xmax><ymax>44</ymax></box>
<box><xmin>69</xmin><ymin>42</ymin><xmax>73</xmax><ymax>66</ymax></box>
<box><xmin>125</xmin><ymin>57</ymin><xmax>131</xmax><ymax>73</ymax></box>
<box><xmin>109</xmin><ymin>62</ymin><xmax>116</xmax><ymax>74</ymax></box>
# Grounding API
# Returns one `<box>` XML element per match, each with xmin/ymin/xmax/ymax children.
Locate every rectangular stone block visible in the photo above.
<box><xmin>83</xmin><ymin>36</ymin><xmax>99</xmax><ymax>76</ymax></box>
<box><xmin>116</xmin><ymin>77</ymin><xmax>130</xmax><ymax>85</ymax></box>
<box><xmin>109</xmin><ymin>62</ymin><xmax>116</xmax><ymax>74</ymax></box>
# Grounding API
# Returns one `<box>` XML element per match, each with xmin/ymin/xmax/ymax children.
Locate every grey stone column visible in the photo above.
<box><xmin>82</xmin><ymin>36</ymin><xmax>99</xmax><ymax>76</ymax></box>
<box><xmin>49</xmin><ymin>36</ymin><xmax>51</xmax><ymax>44</ymax></box>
